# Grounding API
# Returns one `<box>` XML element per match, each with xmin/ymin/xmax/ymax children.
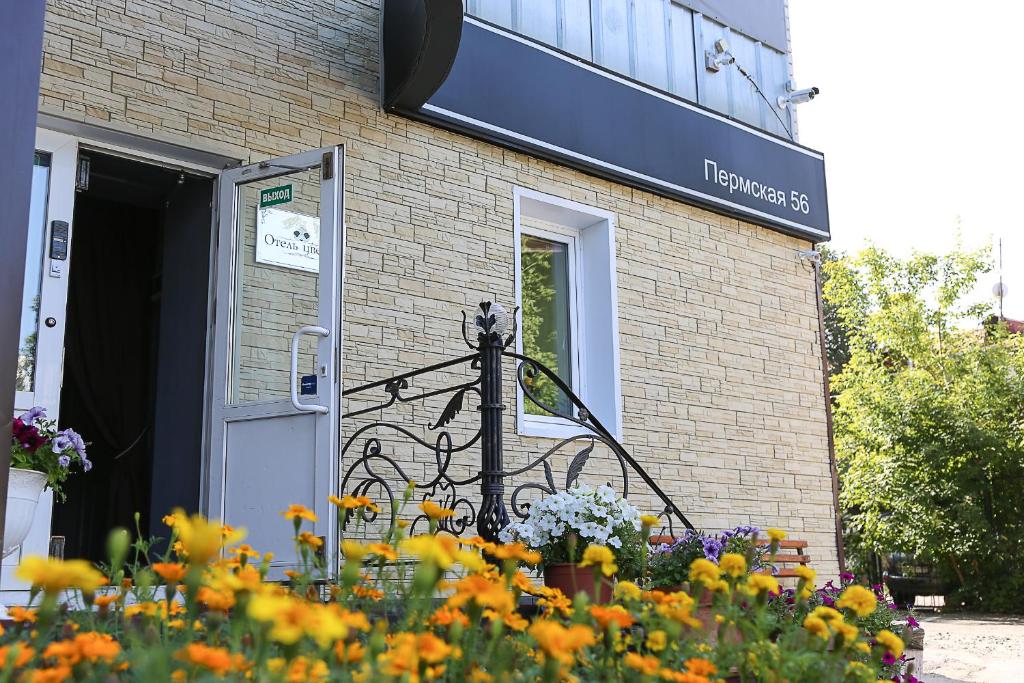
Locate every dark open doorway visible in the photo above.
<box><xmin>54</xmin><ymin>151</ymin><xmax>213</xmax><ymax>562</ymax></box>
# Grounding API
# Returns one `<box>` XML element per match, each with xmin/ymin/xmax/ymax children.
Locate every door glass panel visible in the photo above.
<box><xmin>229</xmin><ymin>168</ymin><xmax>322</xmax><ymax>404</ymax></box>
<box><xmin>16</xmin><ymin>153</ymin><xmax>52</xmax><ymax>393</ymax></box>
<box><xmin>520</xmin><ymin>234</ymin><xmax>573</xmax><ymax>416</ymax></box>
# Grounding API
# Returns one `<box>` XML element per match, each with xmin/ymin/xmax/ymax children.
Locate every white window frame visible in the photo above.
<box><xmin>513</xmin><ymin>186</ymin><xmax>622</xmax><ymax>440</ymax></box>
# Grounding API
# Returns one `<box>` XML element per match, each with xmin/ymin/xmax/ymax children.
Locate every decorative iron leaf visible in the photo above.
<box><xmin>543</xmin><ymin>461</ymin><xmax>556</xmax><ymax>492</ymax></box>
<box><xmin>429</xmin><ymin>389</ymin><xmax>465</xmax><ymax>430</ymax></box>
<box><xmin>565</xmin><ymin>442</ymin><xmax>594</xmax><ymax>489</ymax></box>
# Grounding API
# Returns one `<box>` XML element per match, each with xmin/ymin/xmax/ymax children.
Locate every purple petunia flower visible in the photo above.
<box><xmin>906</xmin><ymin>615</ymin><xmax>920</xmax><ymax>629</ymax></box>
<box><xmin>51</xmin><ymin>435</ymin><xmax>72</xmax><ymax>453</ymax></box>
<box><xmin>840</xmin><ymin>572</ymin><xmax>855</xmax><ymax>582</ymax></box>
<box><xmin>702</xmin><ymin>537</ymin><xmax>722</xmax><ymax>562</ymax></box>
<box><xmin>81</xmin><ymin>458</ymin><xmax>93</xmax><ymax>472</ymax></box>
<box><xmin>882</xmin><ymin>652</ymin><xmax>896</xmax><ymax>666</ymax></box>
<box><xmin>58</xmin><ymin>455</ymin><xmax>71</xmax><ymax>468</ymax></box>
<box><xmin>822</xmin><ymin>595</ymin><xmax>835</xmax><ymax>607</ymax></box>
<box><xmin>60</xmin><ymin>428</ymin><xmax>87</xmax><ymax>459</ymax></box>
<box><xmin>19</xmin><ymin>406</ymin><xmax>46</xmax><ymax>425</ymax></box>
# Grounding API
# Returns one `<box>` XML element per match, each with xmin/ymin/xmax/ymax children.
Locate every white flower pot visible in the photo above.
<box><xmin>3</xmin><ymin>468</ymin><xmax>48</xmax><ymax>559</ymax></box>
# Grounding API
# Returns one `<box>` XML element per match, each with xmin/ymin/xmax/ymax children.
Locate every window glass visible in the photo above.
<box><xmin>16</xmin><ymin>153</ymin><xmax>51</xmax><ymax>393</ymax></box>
<box><xmin>520</xmin><ymin>234</ymin><xmax>573</xmax><ymax>416</ymax></box>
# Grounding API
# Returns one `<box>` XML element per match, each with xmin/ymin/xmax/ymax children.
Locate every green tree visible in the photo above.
<box><xmin>818</xmin><ymin>246</ymin><xmax>852</xmax><ymax>376</ymax></box>
<box><xmin>824</xmin><ymin>245</ymin><xmax>1024</xmax><ymax>612</ymax></box>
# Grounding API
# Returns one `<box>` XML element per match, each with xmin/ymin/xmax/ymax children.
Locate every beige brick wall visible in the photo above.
<box><xmin>39</xmin><ymin>0</ymin><xmax>840</xmax><ymax>578</ymax></box>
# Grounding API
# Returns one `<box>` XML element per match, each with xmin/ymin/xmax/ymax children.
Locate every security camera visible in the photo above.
<box><xmin>705</xmin><ymin>39</ymin><xmax>736</xmax><ymax>72</ymax></box>
<box><xmin>778</xmin><ymin>86</ymin><xmax>819</xmax><ymax>109</ymax></box>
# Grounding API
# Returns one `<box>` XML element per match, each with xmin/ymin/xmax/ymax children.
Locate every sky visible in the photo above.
<box><xmin>789</xmin><ymin>0</ymin><xmax>1021</xmax><ymax>320</ymax></box>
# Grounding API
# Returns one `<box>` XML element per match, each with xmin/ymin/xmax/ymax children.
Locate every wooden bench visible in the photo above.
<box><xmin>649</xmin><ymin>536</ymin><xmax>811</xmax><ymax>578</ymax></box>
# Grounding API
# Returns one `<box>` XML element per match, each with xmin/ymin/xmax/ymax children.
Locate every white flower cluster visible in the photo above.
<box><xmin>499</xmin><ymin>484</ymin><xmax>641</xmax><ymax>550</ymax></box>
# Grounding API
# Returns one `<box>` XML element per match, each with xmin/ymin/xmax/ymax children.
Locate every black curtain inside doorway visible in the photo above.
<box><xmin>55</xmin><ymin>196</ymin><xmax>162</xmax><ymax>562</ymax></box>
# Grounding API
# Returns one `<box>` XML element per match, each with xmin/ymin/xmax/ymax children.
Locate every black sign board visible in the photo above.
<box><xmin>403</xmin><ymin>16</ymin><xmax>829</xmax><ymax>242</ymax></box>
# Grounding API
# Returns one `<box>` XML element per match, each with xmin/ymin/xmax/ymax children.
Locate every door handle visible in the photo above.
<box><xmin>290</xmin><ymin>325</ymin><xmax>330</xmax><ymax>414</ymax></box>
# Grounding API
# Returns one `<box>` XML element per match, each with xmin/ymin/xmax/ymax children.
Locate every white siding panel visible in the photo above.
<box><xmin>759</xmin><ymin>44</ymin><xmax>792</xmax><ymax>137</ymax></box>
<box><xmin>667</xmin><ymin>2</ymin><xmax>697</xmax><ymax>100</ymax></box>
<box><xmin>593</xmin><ymin>0</ymin><xmax>633</xmax><ymax>78</ymax></box>
<box><xmin>633</xmin><ymin>0</ymin><xmax>670</xmax><ymax>90</ymax></box>
<box><xmin>727</xmin><ymin>30</ymin><xmax>760</xmax><ymax>127</ymax></box>
<box><xmin>472</xmin><ymin>0</ymin><xmax>514</xmax><ymax>28</ymax></box>
<box><xmin>520</xmin><ymin>0</ymin><xmax>559</xmax><ymax>47</ymax></box>
<box><xmin>562</xmin><ymin>0</ymin><xmax>594</xmax><ymax>59</ymax></box>
<box><xmin>698</xmin><ymin>18</ymin><xmax>730</xmax><ymax>114</ymax></box>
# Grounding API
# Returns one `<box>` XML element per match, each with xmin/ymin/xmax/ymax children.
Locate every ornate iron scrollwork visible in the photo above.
<box><xmin>338</xmin><ymin>302</ymin><xmax>693</xmax><ymax>550</ymax></box>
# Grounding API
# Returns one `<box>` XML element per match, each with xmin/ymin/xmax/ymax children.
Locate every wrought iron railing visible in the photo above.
<box><xmin>339</xmin><ymin>302</ymin><xmax>694</xmax><ymax>542</ymax></box>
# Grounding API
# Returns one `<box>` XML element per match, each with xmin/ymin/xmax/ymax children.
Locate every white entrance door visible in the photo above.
<box><xmin>206</xmin><ymin>146</ymin><xmax>345</xmax><ymax>579</ymax></box>
<box><xmin>4</xmin><ymin>129</ymin><xmax>79</xmax><ymax>591</ymax></box>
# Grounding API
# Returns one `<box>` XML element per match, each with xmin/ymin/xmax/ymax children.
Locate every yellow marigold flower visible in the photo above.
<box><xmin>173</xmin><ymin>510</ymin><xmax>243</xmax><ymax>565</ymax></box>
<box><xmin>811</xmin><ymin>605</ymin><xmax>842</xmax><ymax>622</ymax></box>
<box><xmin>341</xmin><ymin>539</ymin><xmax>369</xmax><ymax>561</ymax></box>
<box><xmin>297</xmin><ymin>532</ymin><xmax>324</xmax><ymax>549</ymax></box>
<box><xmin>646</xmin><ymin>630</ymin><xmax>667</xmax><ymax>652</ymax></box>
<box><xmin>705</xmin><ymin>578</ymin><xmax>731</xmax><ymax>594</ymax></box>
<box><xmin>151</xmin><ymin>562</ymin><xmax>188</xmax><ymax>583</ymax></box>
<box><xmin>579</xmin><ymin>544</ymin><xmax>617</xmax><ymax>577</ymax></box>
<box><xmin>16</xmin><ymin>556</ymin><xmax>106</xmax><ymax>594</ymax></box>
<box><xmin>93</xmin><ymin>594</ymin><xmax>118</xmax><ymax>610</ymax></box>
<box><xmin>836</xmin><ymin>584</ymin><xmax>877</xmax><ymax>618</ymax></box>
<box><xmin>537</xmin><ymin>589</ymin><xmax>573</xmax><ymax>617</ymax></box>
<box><xmin>640</xmin><ymin>514</ymin><xmax>660</xmax><ymax>527</ymax></box>
<box><xmin>491</xmin><ymin>542</ymin><xmax>542</xmax><ymax>565</ymax></box>
<box><xmin>528</xmin><ymin>620</ymin><xmax>597</xmax><ymax>665</ymax></box>
<box><xmin>874</xmin><ymin>629</ymin><xmax>905</xmax><ymax>659</ymax></box>
<box><xmin>623</xmin><ymin>652</ymin><xmax>661</xmax><ymax>675</ymax></box>
<box><xmin>282</xmin><ymin>504</ymin><xmax>317</xmax><ymax>523</ymax></box>
<box><xmin>744</xmin><ymin>573</ymin><xmax>780</xmax><ymax>596</ymax></box>
<box><xmin>855</xmin><ymin>641</ymin><xmax>871</xmax><ymax>654</ymax></box>
<box><xmin>590</xmin><ymin>605</ymin><xmax>634</xmax><ymax>629</ymax></box>
<box><xmin>614</xmin><ymin>580</ymin><xmax>642</xmax><ymax>601</ymax></box>
<box><xmin>803</xmin><ymin>615</ymin><xmax>830</xmax><ymax>639</ymax></box>
<box><xmin>793</xmin><ymin>565</ymin><xmax>815</xmax><ymax>583</ymax></box>
<box><xmin>419</xmin><ymin>499</ymin><xmax>456</xmax><ymax>520</ymax></box>
<box><xmin>766</xmin><ymin>528</ymin><xmax>786</xmax><ymax>543</ymax></box>
<box><xmin>831</xmin><ymin>619</ymin><xmax>859</xmax><ymax>646</ymax></box>
<box><xmin>511</xmin><ymin>570</ymin><xmax>539</xmax><ymax>595</ymax></box>
<box><xmin>351</xmin><ymin>584</ymin><xmax>384</xmax><ymax>601</ymax></box>
<box><xmin>400</xmin><ymin>534</ymin><xmax>458</xmax><ymax>569</ymax></box>
<box><xmin>688</xmin><ymin>558</ymin><xmax>721</xmax><ymax>584</ymax></box>
<box><xmin>719</xmin><ymin>553</ymin><xmax>747</xmax><ymax>578</ymax></box>
<box><xmin>329</xmin><ymin>494</ymin><xmax>381</xmax><ymax>513</ymax></box>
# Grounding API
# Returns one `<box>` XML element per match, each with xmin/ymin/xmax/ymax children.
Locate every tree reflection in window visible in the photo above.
<box><xmin>520</xmin><ymin>234</ymin><xmax>573</xmax><ymax>416</ymax></box>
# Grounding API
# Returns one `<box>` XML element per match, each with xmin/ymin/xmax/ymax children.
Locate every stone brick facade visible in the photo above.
<box><xmin>38</xmin><ymin>0</ymin><xmax>840</xmax><ymax>578</ymax></box>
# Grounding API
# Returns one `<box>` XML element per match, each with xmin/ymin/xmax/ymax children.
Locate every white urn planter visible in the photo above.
<box><xmin>3</xmin><ymin>468</ymin><xmax>48</xmax><ymax>559</ymax></box>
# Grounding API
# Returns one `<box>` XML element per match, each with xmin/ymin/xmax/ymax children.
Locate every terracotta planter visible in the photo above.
<box><xmin>544</xmin><ymin>563</ymin><xmax>613</xmax><ymax>603</ymax></box>
<box><xmin>3</xmin><ymin>469</ymin><xmax>47</xmax><ymax>558</ymax></box>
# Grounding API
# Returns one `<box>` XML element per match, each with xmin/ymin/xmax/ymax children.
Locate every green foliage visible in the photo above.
<box><xmin>818</xmin><ymin>245</ymin><xmax>853</xmax><ymax>376</ymax></box>
<box><xmin>824</xmin><ymin>245</ymin><xmax>1024</xmax><ymax>612</ymax></box>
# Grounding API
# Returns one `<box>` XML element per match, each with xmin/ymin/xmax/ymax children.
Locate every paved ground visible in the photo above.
<box><xmin>915</xmin><ymin>613</ymin><xmax>1024</xmax><ymax>682</ymax></box>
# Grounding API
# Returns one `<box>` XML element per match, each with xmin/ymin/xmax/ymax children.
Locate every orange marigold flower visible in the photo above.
<box><xmin>429</xmin><ymin>605</ymin><xmax>470</xmax><ymax>628</ymax></box>
<box><xmin>176</xmin><ymin>643</ymin><xmax>245</xmax><ymax>677</ymax></box>
<box><xmin>0</xmin><ymin>644</ymin><xmax>35</xmax><ymax>669</ymax></box>
<box><xmin>8</xmin><ymin>606</ymin><xmax>37</xmax><ymax>623</ymax></box>
<box><xmin>685</xmin><ymin>658</ymin><xmax>717</xmax><ymax>676</ymax></box>
<box><xmin>282</xmin><ymin>504</ymin><xmax>317</xmax><ymax>523</ymax></box>
<box><xmin>623</xmin><ymin>652</ymin><xmax>661</xmax><ymax>675</ymax></box>
<box><xmin>491</xmin><ymin>542</ymin><xmax>542</xmax><ymax>565</ymax></box>
<box><xmin>366</xmin><ymin>543</ymin><xmax>398</xmax><ymax>561</ymax></box>
<box><xmin>25</xmin><ymin>666</ymin><xmax>72</xmax><ymax>683</ymax></box>
<box><xmin>416</xmin><ymin>633</ymin><xmax>453</xmax><ymax>664</ymax></box>
<box><xmin>419</xmin><ymin>499</ymin><xmax>456</xmax><ymax>520</ymax></box>
<box><xmin>196</xmin><ymin>586</ymin><xmax>236</xmax><ymax>612</ymax></box>
<box><xmin>590</xmin><ymin>605</ymin><xmax>634</xmax><ymax>629</ymax></box>
<box><xmin>151</xmin><ymin>562</ymin><xmax>188</xmax><ymax>583</ymax></box>
<box><xmin>329</xmin><ymin>495</ymin><xmax>381</xmax><ymax>513</ymax></box>
<box><xmin>351</xmin><ymin>585</ymin><xmax>384</xmax><ymax>601</ymax></box>
<box><xmin>93</xmin><ymin>594</ymin><xmax>119</xmax><ymax>610</ymax></box>
<box><xmin>528</xmin><ymin>621</ymin><xmax>596</xmax><ymax>665</ymax></box>
<box><xmin>297</xmin><ymin>532</ymin><xmax>324</xmax><ymax>549</ymax></box>
<box><xmin>335</xmin><ymin>641</ymin><xmax>366</xmax><ymax>664</ymax></box>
